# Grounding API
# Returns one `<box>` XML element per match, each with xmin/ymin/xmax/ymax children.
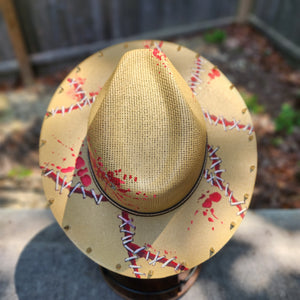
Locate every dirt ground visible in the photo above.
<box><xmin>0</xmin><ymin>24</ymin><xmax>299</xmax><ymax>209</ymax></box>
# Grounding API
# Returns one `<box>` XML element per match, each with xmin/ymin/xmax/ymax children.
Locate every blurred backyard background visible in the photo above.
<box><xmin>0</xmin><ymin>0</ymin><xmax>299</xmax><ymax>210</ymax></box>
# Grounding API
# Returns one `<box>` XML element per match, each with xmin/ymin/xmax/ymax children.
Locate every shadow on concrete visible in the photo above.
<box><xmin>254</xmin><ymin>209</ymin><xmax>300</xmax><ymax>232</ymax></box>
<box><xmin>198</xmin><ymin>239</ymin><xmax>300</xmax><ymax>300</ymax></box>
<box><xmin>0</xmin><ymin>277</ymin><xmax>10</xmax><ymax>300</ymax></box>
<box><xmin>14</xmin><ymin>221</ymin><xmax>300</xmax><ymax>300</ymax></box>
<box><xmin>15</xmin><ymin>222</ymin><xmax>121</xmax><ymax>300</ymax></box>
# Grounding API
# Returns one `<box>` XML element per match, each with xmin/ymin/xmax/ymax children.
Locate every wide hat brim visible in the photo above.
<box><xmin>39</xmin><ymin>40</ymin><xmax>257</xmax><ymax>279</ymax></box>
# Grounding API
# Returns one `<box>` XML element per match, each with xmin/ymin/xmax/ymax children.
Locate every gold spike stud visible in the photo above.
<box><xmin>86</xmin><ymin>247</ymin><xmax>92</xmax><ymax>254</ymax></box>
<box><xmin>244</xmin><ymin>194</ymin><xmax>249</xmax><ymax>201</ymax></box>
<box><xmin>46</xmin><ymin>111</ymin><xmax>52</xmax><ymax>118</ymax></box>
<box><xmin>39</xmin><ymin>139</ymin><xmax>47</xmax><ymax>148</ymax></box>
<box><xmin>209</xmin><ymin>247</ymin><xmax>215</xmax><ymax>257</ymax></box>
<box><xmin>230</xmin><ymin>222</ymin><xmax>236</xmax><ymax>230</ymax></box>
<box><xmin>64</xmin><ymin>225</ymin><xmax>70</xmax><ymax>231</ymax></box>
<box><xmin>177</xmin><ymin>45</ymin><xmax>182</xmax><ymax>51</ymax></box>
<box><xmin>48</xmin><ymin>198</ymin><xmax>54</xmax><ymax>205</ymax></box>
<box><xmin>147</xmin><ymin>270</ymin><xmax>154</xmax><ymax>278</ymax></box>
<box><xmin>250</xmin><ymin>165</ymin><xmax>256</xmax><ymax>172</ymax></box>
<box><xmin>249</xmin><ymin>135</ymin><xmax>254</xmax><ymax>141</ymax></box>
<box><xmin>242</xmin><ymin>107</ymin><xmax>247</xmax><ymax>114</ymax></box>
<box><xmin>116</xmin><ymin>264</ymin><xmax>121</xmax><ymax>270</ymax></box>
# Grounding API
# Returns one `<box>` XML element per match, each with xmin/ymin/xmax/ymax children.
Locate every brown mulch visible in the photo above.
<box><xmin>224</xmin><ymin>25</ymin><xmax>300</xmax><ymax>209</ymax></box>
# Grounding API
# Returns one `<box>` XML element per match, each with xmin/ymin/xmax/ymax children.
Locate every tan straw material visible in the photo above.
<box><xmin>40</xmin><ymin>40</ymin><xmax>257</xmax><ymax>279</ymax></box>
<box><xmin>88</xmin><ymin>49</ymin><xmax>207</xmax><ymax>214</ymax></box>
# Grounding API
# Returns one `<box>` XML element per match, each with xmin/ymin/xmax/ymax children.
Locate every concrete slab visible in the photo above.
<box><xmin>0</xmin><ymin>209</ymin><xmax>299</xmax><ymax>300</ymax></box>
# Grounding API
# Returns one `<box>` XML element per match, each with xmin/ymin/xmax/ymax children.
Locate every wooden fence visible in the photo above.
<box><xmin>251</xmin><ymin>0</ymin><xmax>300</xmax><ymax>61</ymax></box>
<box><xmin>0</xmin><ymin>0</ymin><xmax>299</xmax><ymax>84</ymax></box>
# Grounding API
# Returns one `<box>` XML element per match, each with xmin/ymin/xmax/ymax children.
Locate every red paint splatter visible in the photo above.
<box><xmin>77</xmin><ymin>167</ymin><xmax>88</xmax><ymax>176</ymax></box>
<box><xmin>45</xmin><ymin>77</ymin><xmax>99</xmax><ymax>117</ymax></box>
<box><xmin>107</xmin><ymin>171</ymin><xmax>125</xmax><ymax>187</ymax></box>
<box><xmin>89</xmin><ymin>154</ymin><xmax>151</xmax><ymax>206</ymax></box>
<box><xmin>210</xmin><ymin>208</ymin><xmax>218</xmax><ymax>219</ymax></box>
<box><xmin>187</xmin><ymin>227</ymin><xmax>190</xmax><ymax>231</ymax></box>
<box><xmin>202</xmin><ymin>192</ymin><xmax>222</xmax><ymax>208</ymax></box>
<box><xmin>61</xmin><ymin>166</ymin><xmax>75</xmax><ymax>173</ymax></box>
<box><xmin>152</xmin><ymin>48</ymin><xmax>167</xmax><ymax>61</ymax></box>
<box><xmin>143</xmin><ymin>40</ymin><xmax>151</xmax><ymax>49</ymax></box>
<box><xmin>89</xmin><ymin>91</ymin><xmax>98</xmax><ymax>97</ymax></box>
<box><xmin>76</xmin><ymin>157</ymin><xmax>85</xmax><ymax>169</ymax></box>
<box><xmin>212</xmin><ymin>227</ymin><xmax>215</xmax><ymax>231</ymax></box>
<box><xmin>208</xmin><ymin>68</ymin><xmax>220</xmax><ymax>80</ymax></box>
<box><xmin>41</xmin><ymin>167</ymin><xmax>107</xmax><ymax>201</ymax></box>
<box><xmin>118</xmin><ymin>188</ymin><xmax>131</xmax><ymax>194</ymax></box>
<box><xmin>188</xmin><ymin>57</ymin><xmax>203</xmax><ymax>94</ymax></box>
<box><xmin>206</xmin><ymin>145</ymin><xmax>246</xmax><ymax>218</ymax></box>
<box><xmin>203</xmin><ymin>113</ymin><xmax>253</xmax><ymax>133</ymax></box>
<box><xmin>81</xmin><ymin>174</ymin><xmax>92</xmax><ymax>187</ymax></box>
<box><xmin>189</xmin><ymin>189</ymin><xmax>225</xmax><ymax>231</ymax></box>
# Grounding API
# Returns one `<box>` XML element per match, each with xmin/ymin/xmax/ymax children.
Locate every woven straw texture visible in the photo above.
<box><xmin>87</xmin><ymin>49</ymin><xmax>206</xmax><ymax>214</ymax></box>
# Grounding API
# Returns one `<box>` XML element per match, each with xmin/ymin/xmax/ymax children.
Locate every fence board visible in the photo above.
<box><xmin>253</xmin><ymin>0</ymin><xmax>300</xmax><ymax>45</ymax></box>
<box><xmin>90</xmin><ymin>0</ymin><xmax>105</xmax><ymax>40</ymax></box>
<box><xmin>0</xmin><ymin>13</ymin><xmax>14</xmax><ymax>60</ymax></box>
<box><xmin>0</xmin><ymin>0</ymin><xmax>299</xmax><ymax>78</ymax></box>
<box><xmin>11</xmin><ymin>0</ymin><xmax>239</xmax><ymax>57</ymax></box>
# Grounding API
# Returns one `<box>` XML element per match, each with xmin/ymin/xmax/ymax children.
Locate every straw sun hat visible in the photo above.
<box><xmin>39</xmin><ymin>40</ymin><xmax>257</xmax><ymax>279</ymax></box>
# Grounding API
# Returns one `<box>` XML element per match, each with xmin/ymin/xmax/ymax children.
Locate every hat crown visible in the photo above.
<box><xmin>87</xmin><ymin>49</ymin><xmax>207</xmax><ymax>215</ymax></box>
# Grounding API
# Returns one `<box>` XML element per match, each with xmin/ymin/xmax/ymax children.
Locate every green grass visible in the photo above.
<box><xmin>271</xmin><ymin>137</ymin><xmax>284</xmax><ymax>147</ymax></box>
<box><xmin>8</xmin><ymin>166</ymin><xmax>32</xmax><ymax>178</ymax></box>
<box><xmin>275</xmin><ymin>103</ymin><xmax>300</xmax><ymax>134</ymax></box>
<box><xmin>204</xmin><ymin>29</ymin><xmax>227</xmax><ymax>44</ymax></box>
<box><xmin>242</xmin><ymin>92</ymin><xmax>265</xmax><ymax>114</ymax></box>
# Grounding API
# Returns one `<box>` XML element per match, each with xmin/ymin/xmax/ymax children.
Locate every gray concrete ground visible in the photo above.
<box><xmin>0</xmin><ymin>209</ymin><xmax>299</xmax><ymax>300</ymax></box>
